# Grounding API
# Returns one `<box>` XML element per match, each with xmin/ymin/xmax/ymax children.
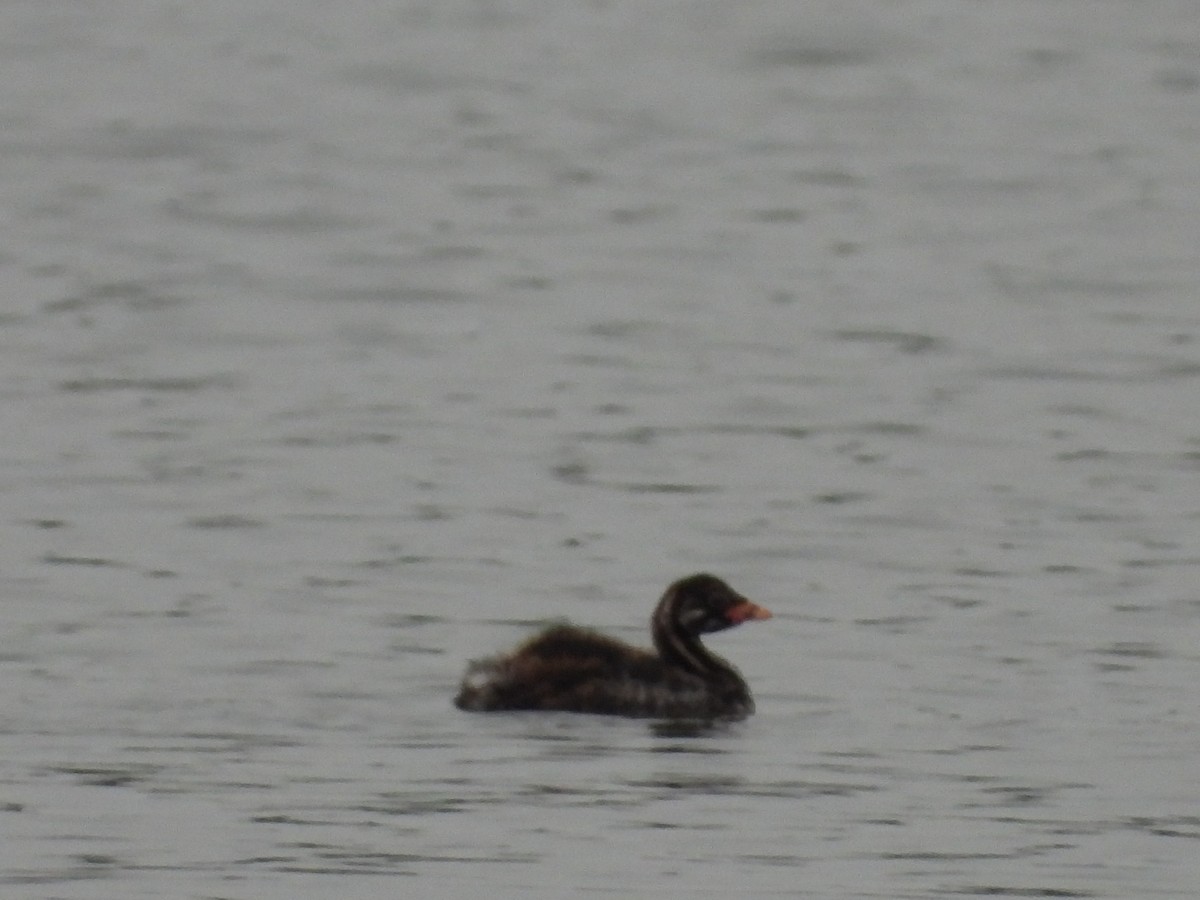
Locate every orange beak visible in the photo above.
<box><xmin>726</xmin><ymin>599</ymin><xmax>773</xmax><ymax>624</ymax></box>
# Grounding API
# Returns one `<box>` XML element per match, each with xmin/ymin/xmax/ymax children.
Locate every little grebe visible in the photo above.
<box><xmin>454</xmin><ymin>573</ymin><xmax>771</xmax><ymax>720</ymax></box>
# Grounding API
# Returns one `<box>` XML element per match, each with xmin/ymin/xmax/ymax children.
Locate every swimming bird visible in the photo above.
<box><xmin>454</xmin><ymin>573</ymin><xmax>771</xmax><ymax>719</ymax></box>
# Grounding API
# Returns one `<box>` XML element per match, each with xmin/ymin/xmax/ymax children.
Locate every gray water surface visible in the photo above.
<box><xmin>2</xmin><ymin>2</ymin><xmax>1199</xmax><ymax>897</ymax></box>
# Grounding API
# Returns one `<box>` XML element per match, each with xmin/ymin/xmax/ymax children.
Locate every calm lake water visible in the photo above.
<box><xmin>2</xmin><ymin>2</ymin><xmax>1199</xmax><ymax>897</ymax></box>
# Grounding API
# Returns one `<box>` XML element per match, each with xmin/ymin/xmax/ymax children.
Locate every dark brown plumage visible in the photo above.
<box><xmin>454</xmin><ymin>573</ymin><xmax>772</xmax><ymax>720</ymax></box>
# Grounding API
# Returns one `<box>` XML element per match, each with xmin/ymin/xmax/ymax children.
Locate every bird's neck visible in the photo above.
<box><xmin>651</xmin><ymin>589</ymin><xmax>736</xmax><ymax>681</ymax></box>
